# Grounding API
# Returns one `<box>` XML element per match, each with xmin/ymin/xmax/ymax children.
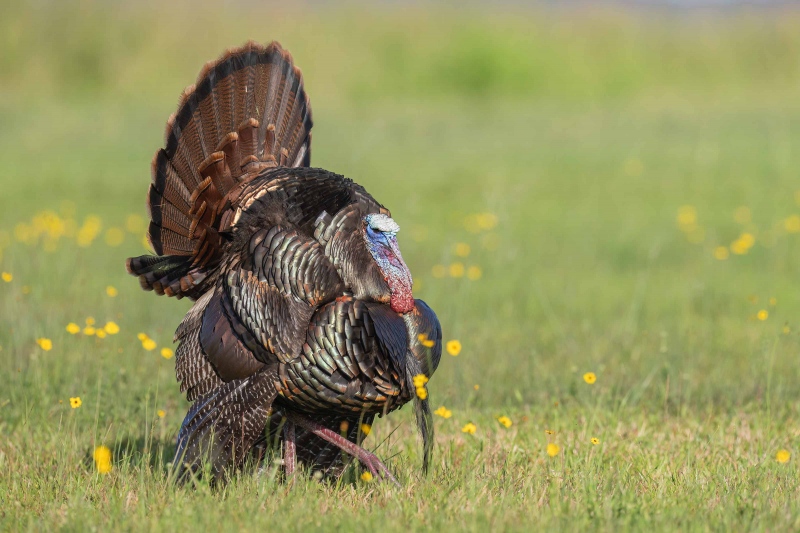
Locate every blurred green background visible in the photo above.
<box><xmin>3</xmin><ymin>1</ymin><xmax>800</xmax><ymax>528</ymax></box>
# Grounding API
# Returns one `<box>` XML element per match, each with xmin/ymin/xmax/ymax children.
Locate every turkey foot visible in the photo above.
<box><xmin>286</xmin><ymin>412</ymin><xmax>401</xmax><ymax>487</ymax></box>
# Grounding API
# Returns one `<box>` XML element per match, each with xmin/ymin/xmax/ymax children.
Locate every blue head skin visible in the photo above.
<box><xmin>364</xmin><ymin>214</ymin><xmax>414</xmax><ymax>314</ymax></box>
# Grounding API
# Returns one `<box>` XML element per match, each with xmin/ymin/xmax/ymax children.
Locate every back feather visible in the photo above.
<box><xmin>128</xmin><ymin>41</ymin><xmax>313</xmax><ymax>299</ymax></box>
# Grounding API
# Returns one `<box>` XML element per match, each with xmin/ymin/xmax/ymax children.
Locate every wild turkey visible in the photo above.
<box><xmin>126</xmin><ymin>41</ymin><xmax>441</xmax><ymax>484</ymax></box>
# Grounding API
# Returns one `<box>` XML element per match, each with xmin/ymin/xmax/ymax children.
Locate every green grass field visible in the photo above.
<box><xmin>3</xmin><ymin>2</ymin><xmax>800</xmax><ymax>530</ymax></box>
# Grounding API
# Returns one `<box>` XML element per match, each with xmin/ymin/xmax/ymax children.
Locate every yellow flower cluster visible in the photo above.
<box><xmin>785</xmin><ymin>215</ymin><xmax>800</xmax><ymax>233</ymax></box>
<box><xmin>432</xmin><ymin>263</ymin><xmax>482</xmax><ymax>280</ymax></box>
<box><xmin>160</xmin><ymin>347</ymin><xmax>174</xmax><ymax>359</ymax></box>
<box><xmin>1</xmin><ymin>272</ymin><xmax>11</xmax><ymax>283</ymax></box>
<box><xmin>497</xmin><ymin>415</ymin><xmax>512</xmax><ymax>428</ymax></box>
<box><xmin>360</xmin><ymin>471</ymin><xmax>373</xmax><ymax>482</ymax></box>
<box><xmin>70</xmin><ymin>397</ymin><xmax>82</xmax><ymax>409</ymax></box>
<box><xmin>417</xmin><ymin>333</ymin><xmax>435</xmax><ymax>348</ymax></box>
<box><xmin>138</xmin><ymin>333</ymin><xmax>157</xmax><ymax>351</ymax></box>
<box><xmin>433</xmin><ymin>406</ymin><xmax>452</xmax><ymax>419</ymax></box>
<box><xmin>676</xmin><ymin>205</ymin><xmax>704</xmax><ymax>244</ymax></box>
<box><xmin>66</xmin><ymin>319</ymin><xmax>119</xmax><ymax>337</ymax></box>
<box><xmin>36</xmin><ymin>338</ymin><xmax>53</xmax><ymax>351</ymax></box>
<box><xmin>11</xmin><ymin>210</ymin><xmax>147</xmax><ymax>252</ymax></box>
<box><xmin>463</xmin><ymin>212</ymin><xmax>498</xmax><ymax>234</ymax></box>
<box><xmin>93</xmin><ymin>445</ymin><xmax>112</xmax><ymax>474</ymax></box>
<box><xmin>413</xmin><ymin>374</ymin><xmax>428</xmax><ymax>400</ymax></box>
<box><xmin>76</xmin><ymin>216</ymin><xmax>103</xmax><ymax>248</ymax></box>
<box><xmin>776</xmin><ymin>449</ymin><xmax>791</xmax><ymax>463</ymax></box>
<box><xmin>730</xmin><ymin>232</ymin><xmax>755</xmax><ymax>255</ymax></box>
<box><xmin>360</xmin><ymin>423</ymin><xmax>371</xmax><ymax>435</ymax></box>
<box><xmin>461</xmin><ymin>422</ymin><xmax>477</xmax><ymax>435</ymax></box>
<box><xmin>583</xmin><ymin>372</ymin><xmax>597</xmax><ymax>384</ymax></box>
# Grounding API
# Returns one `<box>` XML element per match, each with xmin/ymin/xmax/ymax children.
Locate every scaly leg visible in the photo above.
<box><xmin>283</xmin><ymin>419</ymin><xmax>296</xmax><ymax>477</ymax></box>
<box><xmin>286</xmin><ymin>412</ymin><xmax>400</xmax><ymax>487</ymax></box>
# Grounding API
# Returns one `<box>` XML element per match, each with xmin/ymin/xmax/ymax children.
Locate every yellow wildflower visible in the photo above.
<box><xmin>360</xmin><ymin>471</ymin><xmax>373</xmax><ymax>482</ymax></box>
<box><xmin>141</xmin><ymin>338</ymin><xmax>156</xmax><ymax>351</ymax></box>
<box><xmin>93</xmin><ymin>445</ymin><xmax>112</xmax><ymax>474</ymax></box>
<box><xmin>473</xmin><ymin>384</ymin><xmax>480</xmax><ymax>390</ymax></box>
<box><xmin>160</xmin><ymin>347</ymin><xmax>174</xmax><ymax>359</ymax></box>
<box><xmin>106</xmin><ymin>286</ymin><xmax>118</xmax><ymax>297</ymax></box>
<box><xmin>446</xmin><ymin>340</ymin><xmax>462</xmax><ymax>356</ymax></box>
<box><xmin>104</xmin><ymin>322</ymin><xmax>119</xmax><ymax>335</ymax></box>
<box><xmin>497</xmin><ymin>416</ymin><xmax>512</xmax><ymax>428</ymax></box>
<box><xmin>96</xmin><ymin>330</ymin><xmax>107</xmax><ymax>339</ymax></box>
<box><xmin>546</xmin><ymin>443</ymin><xmax>560</xmax><ymax>457</ymax></box>
<box><xmin>713</xmin><ymin>246</ymin><xmax>729</xmax><ymax>261</ymax></box>
<box><xmin>757</xmin><ymin>310</ymin><xmax>768</xmax><ymax>321</ymax></box>
<box><xmin>454</xmin><ymin>243</ymin><xmax>471</xmax><ymax>257</ymax></box>
<box><xmin>415</xmin><ymin>387</ymin><xmax>428</xmax><ymax>400</ymax></box>
<box><xmin>83</xmin><ymin>326</ymin><xmax>96</xmax><ymax>336</ymax></box>
<box><xmin>36</xmin><ymin>338</ymin><xmax>53</xmax><ymax>351</ymax></box>
<box><xmin>477</xmin><ymin>213</ymin><xmax>498</xmax><ymax>230</ymax></box>
<box><xmin>583</xmin><ymin>372</ymin><xmax>597</xmax><ymax>384</ymax></box>
<box><xmin>85</xmin><ymin>317</ymin><xmax>95</xmax><ymax>326</ymax></box>
<box><xmin>105</xmin><ymin>227</ymin><xmax>125</xmax><ymax>247</ymax></box>
<box><xmin>70</xmin><ymin>397</ymin><xmax>82</xmax><ymax>409</ymax></box>
<box><xmin>466</xmin><ymin>266</ymin><xmax>483</xmax><ymax>280</ymax></box>
<box><xmin>76</xmin><ymin>215</ymin><xmax>102</xmax><ymax>247</ymax></box>
<box><xmin>433</xmin><ymin>406</ymin><xmax>452</xmax><ymax>419</ymax></box>
<box><xmin>545</xmin><ymin>429</ymin><xmax>555</xmax><ymax>435</ymax></box>
<box><xmin>417</xmin><ymin>334</ymin><xmax>435</xmax><ymax>348</ymax></box>
<box><xmin>785</xmin><ymin>215</ymin><xmax>800</xmax><ymax>233</ymax></box>
<box><xmin>412</xmin><ymin>374</ymin><xmax>429</xmax><ymax>388</ymax></box>
<box><xmin>66</xmin><ymin>323</ymin><xmax>80</xmax><ymax>335</ymax></box>
<box><xmin>591</xmin><ymin>437</ymin><xmax>600</xmax><ymax>445</ymax></box>
<box><xmin>126</xmin><ymin>214</ymin><xmax>145</xmax><ymax>234</ymax></box>
<box><xmin>769</xmin><ymin>297</ymin><xmax>777</xmax><ymax>306</ymax></box>
<box><xmin>448</xmin><ymin>262</ymin><xmax>465</xmax><ymax>278</ymax></box>
<box><xmin>461</xmin><ymin>422</ymin><xmax>477</xmax><ymax>435</ymax></box>
<box><xmin>360</xmin><ymin>423</ymin><xmax>371</xmax><ymax>435</ymax></box>
<box><xmin>776</xmin><ymin>449</ymin><xmax>791</xmax><ymax>463</ymax></box>
<box><xmin>1</xmin><ymin>272</ymin><xmax>11</xmax><ymax>283</ymax></box>
<box><xmin>137</xmin><ymin>333</ymin><xmax>147</xmax><ymax>341</ymax></box>
<box><xmin>730</xmin><ymin>233</ymin><xmax>755</xmax><ymax>255</ymax></box>
<box><xmin>676</xmin><ymin>205</ymin><xmax>697</xmax><ymax>230</ymax></box>
<box><xmin>157</xmin><ymin>409</ymin><xmax>166</xmax><ymax>418</ymax></box>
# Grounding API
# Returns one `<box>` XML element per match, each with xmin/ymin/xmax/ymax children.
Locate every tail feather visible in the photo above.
<box><xmin>129</xmin><ymin>41</ymin><xmax>313</xmax><ymax>300</ymax></box>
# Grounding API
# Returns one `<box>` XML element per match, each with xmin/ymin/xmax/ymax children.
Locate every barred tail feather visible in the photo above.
<box><xmin>129</xmin><ymin>41</ymin><xmax>313</xmax><ymax>299</ymax></box>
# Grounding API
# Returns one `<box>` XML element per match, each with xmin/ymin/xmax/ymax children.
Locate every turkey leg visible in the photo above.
<box><xmin>283</xmin><ymin>419</ymin><xmax>296</xmax><ymax>477</ymax></box>
<box><xmin>285</xmin><ymin>412</ymin><xmax>401</xmax><ymax>487</ymax></box>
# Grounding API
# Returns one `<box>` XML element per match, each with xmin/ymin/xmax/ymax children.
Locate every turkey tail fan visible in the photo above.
<box><xmin>173</xmin><ymin>367</ymin><xmax>279</xmax><ymax>484</ymax></box>
<box><xmin>128</xmin><ymin>41</ymin><xmax>313</xmax><ymax>299</ymax></box>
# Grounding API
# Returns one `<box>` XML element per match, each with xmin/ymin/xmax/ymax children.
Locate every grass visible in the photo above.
<box><xmin>3</xmin><ymin>2</ymin><xmax>800</xmax><ymax>530</ymax></box>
